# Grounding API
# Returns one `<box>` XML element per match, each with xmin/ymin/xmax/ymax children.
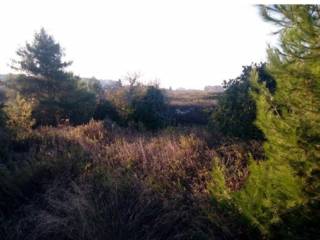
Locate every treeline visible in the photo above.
<box><xmin>0</xmin><ymin>28</ymin><xmax>168</xmax><ymax>135</ymax></box>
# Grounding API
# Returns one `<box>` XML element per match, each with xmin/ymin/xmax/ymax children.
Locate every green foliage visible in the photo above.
<box><xmin>4</xmin><ymin>94</ymin><xmax>35</xmax><ymax>140</ymax></box>
<box><xmin>106</xmin><ymin>83</ymin><xmax>168</xmax><ymax>129</ymax></box>
<box><xmin>13</xmin><ymin>28</ymin><xmax>71</xmax><ymax>77</ymax></box>
<box><xmin>208</xmin><ymin>158</ymin><xmax>263</xmax><ymax>239</ymax></box>
<box><xmin>132</xmin><ymin>86</ymin><xmax>168</xmax><ymax>130</ymax></box>
<box><xmin>93</xmin><ymin>99</ymin><xmax>121</xmax><ymax>122</ymax></box>
<box><xmin>83</xmin><ymin>77</ymin><xmax>104</xmax><ymax>97</ymax></box>
<box><xmin>233</xmin><ymin>156</ymin><xmax>303</xmax><ymax>235</ymax></box>
<box><xmin>256</xmin><ymin>5</ymin><xmax>320</xmax><ymax>197</ymax></box>
<box><xmin>9</xmin><ymin>28</ymin><xmax>96</xmax><ymax>126</ymax></box>
<box><xmin>211</xmin><ymin>63</ymin><xmax>275</xmax><ymax>139</ymax></box>
<box><xmin>61</xmin><ymin>79</ymin><xmax>97</xmax><ymax>125</ymax></box>
<box><xmin>209</xmin><ymin>156</ymin><xmax>303</xmax><ymax>237</ymax></box>
<box><xmin>106</xmin><ymin>83</ymin><xmax>141</xmax><ymax>125</ymax></box>
<box><xmin>221</xmin><ymin>5</ymin><xmax>320</xmax><ymax>238</ymax></box>
<box><xmin>208</xmin><ymin>159</ymin><xmax>231</xmax><ymax>202</ymax></box>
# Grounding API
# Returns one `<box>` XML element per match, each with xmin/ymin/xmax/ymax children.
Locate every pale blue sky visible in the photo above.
<box><xmin>0</xmin><ymin>0</ymin><xmax>278</xmax><ymax>89</ymax></box>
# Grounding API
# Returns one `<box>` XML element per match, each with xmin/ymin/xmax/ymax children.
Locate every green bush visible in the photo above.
<box><xmin>208</xmin><ymin>159</ymin><xmax>262</xmax><ymax>239</ymax></box>
<box><xmin>132</xmin><ymin>86</ymin><xmax>168</xmax><ymax>130</ymax></box>
<box><xmin>106</xmin><ymin>84</ymin><xmax>168</xmax><ymax>130</ymax></box>
<box><xmin>233</xmin><ymin>157</ymin><xmax>303</xmax><ymax>235</ymax></box>
<box><xmin>210</xmin><ymin>63</ymin><xmax>275</xmax><ymax>140</ymax></box>
<box><xmin>93</xmin><ymin>99</ymin><xmax>122</xmax><ymax>123</ymax></box>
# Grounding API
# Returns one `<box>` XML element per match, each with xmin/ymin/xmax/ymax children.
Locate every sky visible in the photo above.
<box><xmin>0</xmin><ymin>0</ymin><xmax>280</xmax><ymax>89</ymax></box>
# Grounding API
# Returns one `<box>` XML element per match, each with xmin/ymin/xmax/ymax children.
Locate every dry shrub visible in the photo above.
<box><xmin>16</xmin><ymin>172</ymin><xmax>219</xmax><ymax>240</ymax></box>
<box><xmin>94</xmin><ymin>128</ymin><xmax>215</xmax><ymax>196</ymax></box>
<box><xmin>36</xmin><ymin>120</ymin><xmax>109</xmax><ymax>163</ymax></box>
<box><xmin>37</xmin><ymin>122</ymin><xmax>216</xmax><ymax>196</ymax></box>
<box><xmin>34</xmin><ymin>121</ymin><xmax>263</xmax><ymax>194</ymax></box>
<box><xmin>214</xmin><ymin>140</ymin><xmax>264</xmax><ymax>191</ymax></box>
<box><xmin>1</xmin><ymin>121</ymin><xmax>263</xmax><ymax>240</ymax></box>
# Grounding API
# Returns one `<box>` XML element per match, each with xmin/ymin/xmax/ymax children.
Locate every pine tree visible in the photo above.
<box><xmin>9</xmin><ymin>28</ymin><xmax>95</xmax><ymax>125</ymax></box>
<box><xmin>259</xmin><ymin>4</ymin><xmax>320</xmax><ymax>198</ymax></box>
<box><xmin>233</xmin><ymin>5</ymin><xmax>320</xmax><ymax>238</ymax></box>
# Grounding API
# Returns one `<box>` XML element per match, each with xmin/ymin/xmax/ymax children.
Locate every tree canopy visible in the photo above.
<box><xmin>8</xmin><ymin>28</ymin><xmax>96</xmax><ymax>125</ymax></box>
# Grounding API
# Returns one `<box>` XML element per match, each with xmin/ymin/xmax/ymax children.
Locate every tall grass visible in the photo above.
<box><xmin>0</xmin><ymin>120</ymin><xmax>262</xmax><ymax>239</ymax></box>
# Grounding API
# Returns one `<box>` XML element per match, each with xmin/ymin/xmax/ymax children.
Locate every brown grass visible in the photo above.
<box><xmin>165</xmin><ymin>89</ymin><xmax>219</xmax><ymax>107</ymax></box>
<box><xmin>1</xmin><ymin>120</ymin><xmax>263</xmax><ymax>240</ymax></box>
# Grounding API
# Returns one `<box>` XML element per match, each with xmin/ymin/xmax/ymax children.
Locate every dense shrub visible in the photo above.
<box><xmin>0</xmin><ymin>133</ymin><xmax>90</xmax><ymax>240</ymax></box>
<box><xmin>16</xmin><ymin>171</ymin><xmax>222</xmax><ymax>240</ymax></box>
<box><xmin>132</xmin><ymin>86</ymin><xmax>168</xmax><ymax>130</ymax></box>
<box><xmin>105</xmin><ymin>84</ymin><xmax>141</xmax><ymax>125</ymax></box>
<box><xmin>61</xmin><ymin>82</ymin><xmax>97</xmax><ymax>125</ymax></box>
<box><xmin>106</xmin><ymin>84</ymin><xmax>168</xmax><ymax>130</ymax></box>
<box><xmin>93</xmin><ymin>99</ymin><xmax>121</xmax><ymax>123</ymax></box>
<box><xmin>210</xmin><ymin>63</ymin><xmax>275</xmax><ymax>140</ymax></box>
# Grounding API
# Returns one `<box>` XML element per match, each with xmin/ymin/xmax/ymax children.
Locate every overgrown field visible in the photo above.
<box><xmin>165</xmin><ymin>89</ymin><xmax>219</xmax><ymax>125</ymax></box>
<box><xmin>1</xmin><ymin>4</ymin><xmax>320</xmax><ymax>240</ymax></box>
<box><xmin>0</xmin><ymin>121</ymin><xmax>262</xmax><ymax>240</ymax></box>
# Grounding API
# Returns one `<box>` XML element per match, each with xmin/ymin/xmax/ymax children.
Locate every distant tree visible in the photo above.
<box><xmin>125</xmin><ymin>72</ymin><xmax>140</xmax><ymax>88</ymax></box>
<box><xmin>106</xmin><ymin>75</ymin><xmax>144</xmax><ymax>125</ymax></box>
<box><xmin>13</xmin><ymin>28</ymin><xmax>72</xmax><ymax>78</ymax></box>
<box><xmin>9</xmin><ymin>28</ymin><xmax>96</xmax><ymax>125</ymax></box>
<box><xmin>84</xmin><ymin>77</ymin><xmax>104</xmax><ymax>97</ymax></box>
<box><xmin>211</xmin><ymin>63</ymin><xmax>275</xmax><ymax>139</ymax></box>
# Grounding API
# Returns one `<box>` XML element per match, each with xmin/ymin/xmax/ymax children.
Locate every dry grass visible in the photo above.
<box><xmin>36</xmin><ymin>120</ymin><xmax>262</xmax><ymax>193</ymax></box>
<box><xmin>1</xmin><ymin>120</ymin><xmax>263</xmax><ymax>240</ymax></box>
<box><xmin>165</xmin><ymin>89</ymin><xmax>219</xmax><ymax>107</ymax></box>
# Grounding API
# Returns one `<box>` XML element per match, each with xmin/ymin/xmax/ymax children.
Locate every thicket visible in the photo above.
<box><xmin>210</xmin><ymin>63</ymin><xmax>275</xmax><ymax>140</ymax></box>
<box><xmin>132</xmin><ymin>86</ymin><xmax>168</xmax><ymax>130</ymax></box>
<box><xmin>106</xmin><ymin>78</ymin><xmax>168</xmax><ymax>130</ymax></box>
